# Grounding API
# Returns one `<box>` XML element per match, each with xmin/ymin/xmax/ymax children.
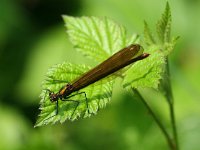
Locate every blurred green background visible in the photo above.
<box><xmin>0</xmin><ymin>0</ymin><xmax>200</xmax><ymax>149</ymax></box>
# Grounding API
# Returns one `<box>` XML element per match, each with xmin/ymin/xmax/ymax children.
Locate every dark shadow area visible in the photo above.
<box><xmin>0</xmin><ymin>0</ymin><xmax>83</xmax><ymax>124</ymax></box>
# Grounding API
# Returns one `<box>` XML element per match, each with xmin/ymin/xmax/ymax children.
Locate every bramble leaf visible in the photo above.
<box><xmin>144</xmin><ymin>21</ymin><xmax>156</xmax><ymax>46</ymax></box>
<box><xmin>36</xmin><ymin>16</ymin><xmax>166</xmax><ymax>127</ymax></box>
<box><xmin>35</xmin><ymin>63</ymin><xmax>113</xmax><ymax>127</ymax></box>
<box><xmin>143</xmin><ymin>3</ymin><xmax>177</xmax><ymax>57</ymax></box>
<box><xmin>123</xmin><ymin>45</ymin><xmax>165</xmax><ymax>89</ymax></box>
<box><xmin>63</xmin><ymin>16</ymin><xmax>139</xmax><ymax>62</ymax></box>
<box><xmin>163</xmin><ymin>36</ymin><xmax>180</xmax><ymax>56</ymax></box>
<box><xmin>156</xmin><ymin>2</ymin><xmax>171</xmax><ymax>44</ymax></box>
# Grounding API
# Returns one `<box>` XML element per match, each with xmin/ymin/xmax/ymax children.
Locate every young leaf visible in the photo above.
<box><xmin>123</xmin><ymin>45</ymin><xmax>165</xmax><ymax>89</ymax></box>
<box><xmin>156</xmin><ymin>2</ymin><xmax>171</xmax><ymax>44</ymax></box>
<box><xmin>144</xmin><ymin>21</ymin><xmax>156</xmax><ymax>46</ymax></box>
<box><xmin>63</xmin><ymin>16</ymin><xmax>137</xmax><ymax>62</ymax></box>
<box><xmin>163</xmin><ymin>36</ymin><xmax>180</xmax><ymax>56</ymax></box>
<box><xmin>35</xmin><ymin>63</ymin><xmax>113</xmax><ymax>127</ymax></box>
<box><xmin>144</xmin><ymin>2</ymin><xmax>177</xmax><ymax>57</ymax></box>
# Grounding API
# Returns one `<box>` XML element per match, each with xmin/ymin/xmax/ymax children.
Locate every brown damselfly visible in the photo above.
<box><xmin>45</xmin><ymin>44</ymin><xmax>149</xmax><ymax>121</ymax></box>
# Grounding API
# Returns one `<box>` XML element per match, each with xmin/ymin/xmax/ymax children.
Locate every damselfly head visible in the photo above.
<box><xmin>49</xmin><ymin>92</ymin><xmax>59</xmax><ymax>102</ymax></box>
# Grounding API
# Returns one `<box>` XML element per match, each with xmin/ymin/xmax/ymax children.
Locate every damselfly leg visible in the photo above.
<box><xmin>42</xmin><ymin>89</ymin><xmax>91</xmax><ymax>124</ymax></box>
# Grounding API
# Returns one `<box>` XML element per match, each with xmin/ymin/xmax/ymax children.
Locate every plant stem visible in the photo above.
<box><xmin>166</xmin><ymin>59</ymin><xmax>179</xmax><ymax>150</ymax></box>
<box><xmin>132</xmin><ymin>89</ymin><xmax>175</xmax><ymax>150</ymax></box>
<box><xmin>169</xmin><ymin>102</ymin><xmax>178</xmax><ymax>150</ymax></box>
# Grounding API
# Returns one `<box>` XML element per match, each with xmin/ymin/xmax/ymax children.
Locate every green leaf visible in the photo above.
<box><xmin>123</xmin><ymin>45</ymin><xmax>165</xmax><ymax>89</ymax></box>
<box><xmin>35</xmin><ymin>63</ymin><xmax>113</xmax><ymax>127</ymax></box>
<box><xmin>126</xmin><ymin>34</ymin><xmax>140</xmax><ymax>45</ymax></box>
<box><xmin>163</xmin><ymin>36</ymin><xmax>180</xmax><ymax>56</ymax></box>
<box><xmin>63</xmin><ymin>16</ymin><xmax>138</xmax><ymax>62</ymax></box>
<box><xmin>36</xmin><ymin>16</ymin><xmax>153</xmax><ymax>127</ymax></box>
<box><xmin>156</xmin><ymin>2</ymin><xmax>171</xmax><ymax>44</ymax></box>
<box><xmin>144</xmin><ymin>2</ymin><xmax>177</xmax><ymax>57</ymax></box>
<box><xmin>143</xmin><ymin>21</ymin><xmax>156</xmax><ymax>46</ymax></box>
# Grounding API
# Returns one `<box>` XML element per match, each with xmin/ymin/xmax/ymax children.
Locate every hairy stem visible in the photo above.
<box><xmin>132</xmin><ymin>89</ymin><xmax>175</xmax><ymax>149</ymax></box>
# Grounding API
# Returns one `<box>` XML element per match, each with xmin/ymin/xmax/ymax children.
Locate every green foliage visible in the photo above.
<box><xmin>2</xmin><ymin>0</ymin><xmax>200</xmax><ymax>149</ymax></box>
<box><xmin>143</xmin><ymin>21</ymin><xmax>156</xmax><ymax>46</ymax></box>
<box><xmin>123</xmin><ymin>45</ymin><xmax>165</xmax><ymax>89</ymax></box>
<box><xmin>36</xmin><ymin>2</ymin><xmax>178</xmax><ymax>127</ymax></box>
<box><xmin>35</xmin><ymin>63</ymin><xmax>113</xmax><ymax>127</ymax></box>
<box><xmin>156</xmin><ymin>2</ymin><xmax>171</xmax><ymax>44</ymax></box>
<box><xmin>63</xmin><ymin>16</ymin><xmax>166</xmax><ymax>89</ymax></box>
<box><xmin>142</xmin><ymin>3</ymin><xmax>182</xmax><ymax>150</ymax></box>
<box><xmin>143</xmin><ymin>2</ymin><xmax>179</xmax><ymax>101</ymax></box>
<box><xmin>35</xmin><ymin>16</ymin><xmax>141</xmax><ymax>126</ymax></box>
<box><xmin>63</xmin><ymin>16</ymin><xmax>139</xmax><ymax>62</ymax></box>
<box><xmin>144</xmin><ymin>2</ymin><xmax>178</xmax><ymax>56</ymax></box>
<box><xmin>36</xmin><ymin>16</ymin><xmax>147</xmax><ymax>126</ymax></box>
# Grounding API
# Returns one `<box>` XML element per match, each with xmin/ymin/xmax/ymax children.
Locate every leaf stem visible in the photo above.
<box><xmin>132</xmin><ymin>88</ymin><xmax>175</xmax><ymax>149</ymax></box>
<box><xmin>169</xmin><ymin>102</ymin><xmax>178</xmax><ymax>150</ymax></box>
<box><xmin>166</xmin><ymin>59</ymin><xmax>179</xmax><ymax>150</ymax></box>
